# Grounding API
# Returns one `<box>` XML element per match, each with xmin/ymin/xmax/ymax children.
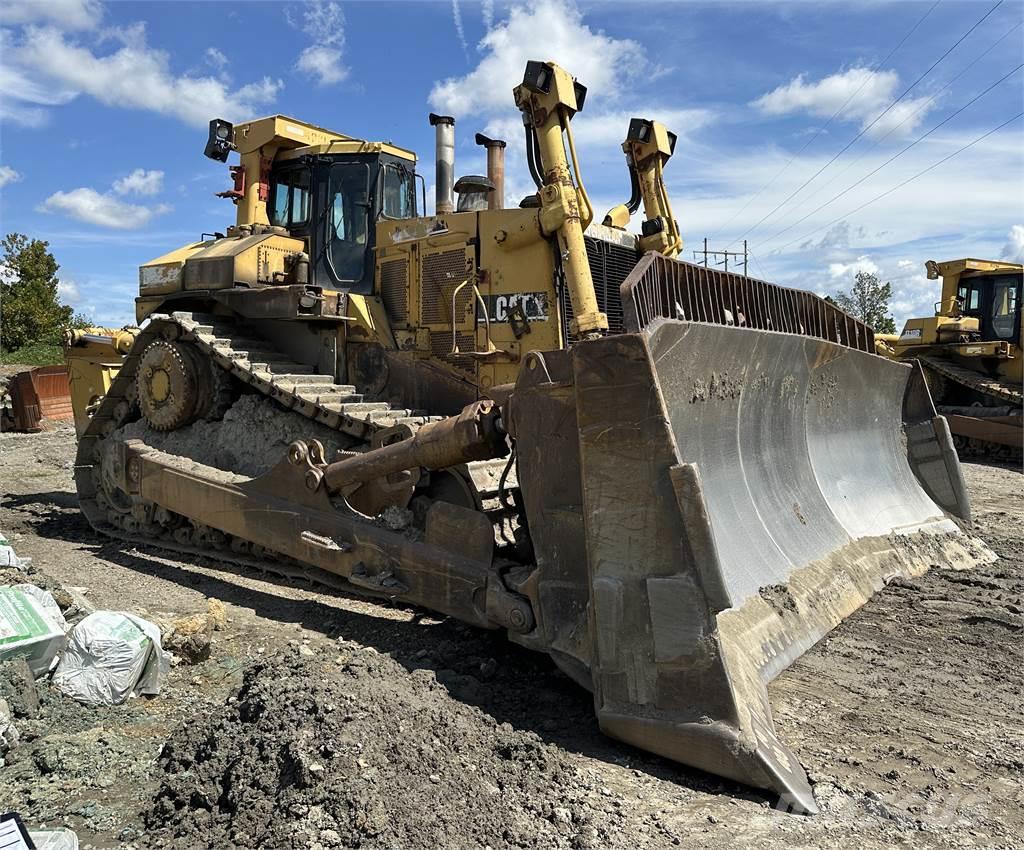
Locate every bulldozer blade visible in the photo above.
<box><xmin>567</xmin><ymin>319</ymin><xmax>992</xmax><ymax>814</ymax></box>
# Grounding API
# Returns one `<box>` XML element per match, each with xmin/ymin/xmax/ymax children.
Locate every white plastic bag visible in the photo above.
<box><xmin>0</xmin><ymin>531</ymin><xmax>30</xmax><ymax>569</ymax></box>
<box><xmin>11</xmin><ymin>585</ymin><xmax>69</xmax><ymax>633</ymax></box>
<box><xmin>29</xmin><ymin>828</ymin><xmax>80</xmax><ymax>850</ymax></box>
<box><xmin>0</xmin><ymin>587</ymin><xmax>67</xmax><ymax>677</ymax></box>
<box><xmin>51</xmin><ymin>612</ymin><xmax>169</xmax><ymax>706</ymax></box>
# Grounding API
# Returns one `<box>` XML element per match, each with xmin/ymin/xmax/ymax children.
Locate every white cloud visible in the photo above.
<box><xmin>291</xmin><ymin>1</ymin><xmax>348</xmax><ymax>86</ymax></box>
<box><xmin>481</xmin><ymin>0</ymin><xmax>494</xmax><ymax>29</ymax></box>
<box><xmin>205</xmin><ymin>47</ymin><xmax>228</xmax><ymax>71</ymax></box>
<box><xmin>429</xmin><ymin>0</ymin><xmax>645</xmax><ymax>117</ymax></box>
<box><xmin>681</xmin><ymin>128</ymin><xmax>1024</xmax><ymax>260</ymax></box>
<box><xmin>0</xmin><ymin>0</ymin><xmax>102</xmax><ymax>31</ymax></box>
<box><xmin>753</xmin><ymin>67</ymin><xmax>935</xmax><ymax>140</ymax></box>
<box><xmin>113</xmin><ymin>168</ymin><xmax>164</xmax><ymax>196</ymax></box>
<box><xmin>1002</xmin><ymin>225</ymin><xmax>1024</xmax><ymax>263</ymax></box>
<box><xmin>425</xmin><ymin>0</ymin><xmax>691</xmax><ymax>215</ymax></box>
<box><xmin>828</xmin><ymin>255</ymin><xmax>879</xmax><ymax>279</ymax></box>
<box><xmin>0</xmin><ymin>31</ymin><xmax>78</xmax><ymax>127</ymax></box>
<box><xmin>58</xmin><ymin>277</ymin><xmax>81</xmax><ymax>305</ymax></box>
<box><xmin>451</xmin><ymin>0</ymin><xmax>469</xmax><ymax>54</ymax></box>
<box><xmin>0</xmin><ymin>166</ymin><xmax>21</xmax><ymax>188</ymax></box>
<box><xmin>296</xmin><ymin>46</ymin><xmax>348</xmax><ymax>86</ymax></box>
<box><xmin>2</xmin><ymin>24</ymin><xmax>281</xmax><ymax>127</ymax></box>
<box><xmin>39</xmin><ymin>187</ymin><xmax>171</xmax><ymax>229</ymax></box>
<box><xmin>674</xmin><ymin>123</ymin><xmax>1023</xmax><ymax>327</ymax></box>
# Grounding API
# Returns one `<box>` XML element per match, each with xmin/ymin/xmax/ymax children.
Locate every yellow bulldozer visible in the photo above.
<box><xmin>876</xmin><ymin>258</ymin><xmax>1022</xmax><ymax>459</ymax></box>
<box><xmin>73</xmin><ymin>60</ymin><xmax>990</xmax><ymax>813</ymax></box>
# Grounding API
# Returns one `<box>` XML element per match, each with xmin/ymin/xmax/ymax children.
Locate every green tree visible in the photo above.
<box><xmin>0</xmin><ymin>233</ymin><xmax>80</xmax><ymax>351</ymax></box>
<box><xmin>833</xmin><ymin>271</ymin><xmax>897</xmax><ymax>334</ymax></box>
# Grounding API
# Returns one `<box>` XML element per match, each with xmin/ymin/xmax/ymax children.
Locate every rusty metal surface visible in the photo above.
<box><xmin>7</xmin><ymin>366</ymin><xmax>73</xmax><ymax>431</ymax></box>
<box><xmin>945</xmin><ymin>413</ymin><xmax>1023</xmax><ymax>448</ymax></box>
<box><xmin>117</xmin><ymin>438</ymin><xmax>508</xmax><ymax>630</ymax></box>
<box><xmin>136</xmin><ymin>284</ymin><xmax>346</xmax><ymax>324</ymax></box>
<box><xmin>323</xmin><ymin>400</ymin><xmax>507</xmax><ymax>494</ymax></box>
<box><xmin>506</xmin><ymin>349</ymin><xmax>593</xmax><ymax>686</ymax></box>
<box><xmin>920</xmin><ymin>354</ymin><xmax>1023</xmax><ymax>406</ymax></box>
<box><xmin>621</xmin><ymin>252</ymin><xmax>876</xmax><ymax>353</ymax></box>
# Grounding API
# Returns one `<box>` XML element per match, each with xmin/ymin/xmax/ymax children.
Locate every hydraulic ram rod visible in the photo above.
<box><xmin>322</xmin><ymin>400</ymin><xmax>508</xmax><ymax>493</ymax></box>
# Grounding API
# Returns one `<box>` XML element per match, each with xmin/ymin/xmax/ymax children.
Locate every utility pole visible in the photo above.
<box><xmin>694</xmin><ymin>239</ymin><xmax>748</xmax><ymax>276</ymax></box>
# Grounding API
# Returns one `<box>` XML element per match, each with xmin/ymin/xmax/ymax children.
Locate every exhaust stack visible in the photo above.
<box><xmin>429</xmin><ymin>113</ymin><xmax>455</xmax><ymax>214</ymax></box>
<box><xmin>475</xmin><ymin>133</ymin><xmax>507</xmax><ymax>210</ymax></box>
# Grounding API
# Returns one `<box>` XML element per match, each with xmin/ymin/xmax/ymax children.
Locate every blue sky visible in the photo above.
<box><xmin>1</xmin><ymin>0</ymin><xmax>1022</xmax><ymax>328</ymax></box>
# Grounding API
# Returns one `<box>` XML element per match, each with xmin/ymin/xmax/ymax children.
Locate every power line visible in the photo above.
<box><xmin>748</xmin><ymin>250</ymin><xmax>771</xmax><ymax>282</ymax></box>
<box><xmin>726</xmin><ymin>0</ymin><xmax>1005</xmax><ymax>249</ymax></box>
<box><xmin>773</xmin><ymin>19</ymin><xmax>1022</xmax><ymax>232</ymax></box>
<box><xmin>694</xmin><ymin>238</ymin><xmax>749</xmax><ymax>275</ymax></box>
<box><xmin>770</xmin><ymin>111</ymin><xmax>1024</xmax><ymax>254</ymax></box>
<box><xmin>758</xmin><ymin>61</ymin><xmax>1024</xmax><ymax>251</ymax></box>
<box><xmin>706</xmin><ymin>0</ymin><xmax>941</xmax><ymax>243</ymax></box>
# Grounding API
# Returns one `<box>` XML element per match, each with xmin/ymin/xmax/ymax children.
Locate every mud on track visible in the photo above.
<box><xmin>0</xmin><ymin>424</ymin><xmax>1021</xmax><ymax>849</ymax></box>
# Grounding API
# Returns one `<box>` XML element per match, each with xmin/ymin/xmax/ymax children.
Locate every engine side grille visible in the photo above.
<box><xmin>430</xmin><ymin>330</ymin><xmax>476</xmax><ymax>374</ymax></box>
<box><xmin>560</xmin><ymin>235</ymin><xmax>638</xmax><ymax>341</ymax></box>
<box><xmin>380</xmin><ymin>258</ymin><xmax>409</xmax><ymax>325</ymax></box>
<box><xmin>422</xmin><ymin>248</ymin><xmax>472</xmax><ymax>326</ymax></box>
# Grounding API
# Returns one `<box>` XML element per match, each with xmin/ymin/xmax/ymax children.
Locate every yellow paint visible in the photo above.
<box><xmin>63</xmin><ymin>327</ymin><xmax>140</xmax><ymax>435</ymax></box>
<box><xmin>513</xmin><ymin>61</ymin><xmax>607</xmax><ymax>337</ymax></box>
<box><xmin>229</xmin><ymin>115</ymin><xmax>414</xmax><ymax>227</ymax></box>
<box><xmin>151</xmin><ymin>369</ymin><xmax>170</xmax><ymax>402</ymax></box>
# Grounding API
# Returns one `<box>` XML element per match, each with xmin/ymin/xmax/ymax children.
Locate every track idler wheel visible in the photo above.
<box><xmin>137</xmin><ymin>339</ymin><xmax>205</xmax><ymax>431</ymax></box>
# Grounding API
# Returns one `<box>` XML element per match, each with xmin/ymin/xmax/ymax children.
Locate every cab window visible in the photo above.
<box><xmin>327</xmin><ymin>161</ymin><xmax>370</xmax><ymax>283</ymax></box>
<box><xmin>381</xmin><ymin>164</ymin><xmax>415</xmax><ymax>219</ymax></box>
<box><xmin>270</xmin><ymin>169</ymin><xmax>311</xmax><ymax>227</ymax></box>
<box><xmin>990</xmin><ymin>276</ymin><xmax>1020</xmax><ymax>340</ymax></box>
<box><xmin>957</xmin><ymin>284</ymin><xmax>981</xmax><ymax>313</ymax></box>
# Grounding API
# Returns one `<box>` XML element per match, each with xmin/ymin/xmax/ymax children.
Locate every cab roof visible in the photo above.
<box><xmin>232</xmin><ymin>115</ymin><xmax>416</xmax><ymax>163</ymax></box>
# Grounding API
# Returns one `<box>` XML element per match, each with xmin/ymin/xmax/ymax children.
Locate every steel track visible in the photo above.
<box><xmin>74</xmin><ymin>311</ymin><xmax>515</xmax><ymax>588</ymax></box>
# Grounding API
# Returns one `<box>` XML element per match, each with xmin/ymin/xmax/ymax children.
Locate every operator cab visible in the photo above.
<box><xmin>268</xmin><ymin>153</ymin><xmax>418</xmax><ymax>294</ymax></box>
<box><xmin>957</xmin><ymin>272</ymin><xmax>1022</xmax><ymax>345</ymax></box>
<box><xmin>203</xmin><ymin>115</ymin><xmax>420</xmax><ymax>296</ymax></box>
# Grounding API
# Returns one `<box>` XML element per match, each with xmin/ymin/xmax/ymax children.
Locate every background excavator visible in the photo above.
<box><xmin>72</xmin><ymin>60</ymin><xmax>990</xmax><ymax>814</ymax></box>
<box><xmin>876</xmin><ymin>258</ymin><xmax>1022</xmax><ymax>460</ymax></box>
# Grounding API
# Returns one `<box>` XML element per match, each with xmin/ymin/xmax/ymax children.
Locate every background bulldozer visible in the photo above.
<box><xmin>876</xmin><ymin>258</ymin><xmax>1022</xmax><ymax>460</ymax></box>
<box><xmin>74</xmin><ymin>60</ymin><xmax>990</xmax><ymax>814</ymax></box>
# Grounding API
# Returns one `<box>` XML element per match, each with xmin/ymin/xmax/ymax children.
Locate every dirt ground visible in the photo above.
<box><xmin>0</xmin><ymin>422</ymin><xmax>1021</xmax><ymax>850</ymax></box>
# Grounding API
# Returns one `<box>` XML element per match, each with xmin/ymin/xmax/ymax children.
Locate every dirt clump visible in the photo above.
<box><xmin>161</xmin><ymin>612</ymin><xmax>213</xmax><ymax>664</ymax></box>
<box><xmin>143</xmin><ymin>645</ymin><xmax>619</xmax><ymax>850</ymax></box>
<box><xmin>0</xmin><ymin>658</ymin><xmax>39</xmax><ymax>720</ymax></box>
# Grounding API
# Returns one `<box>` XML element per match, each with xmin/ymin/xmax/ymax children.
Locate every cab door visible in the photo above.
<box><xmin>313</xmin><ymin>159</ymin><xmax>374</xmax><ymax>294</ymax></box>
<box><xmin>980</xmin><ymin>274</ymin><xmax>1021</xmax><ymax>345</ymax></box>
